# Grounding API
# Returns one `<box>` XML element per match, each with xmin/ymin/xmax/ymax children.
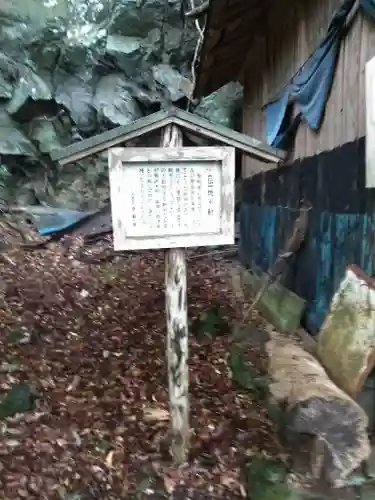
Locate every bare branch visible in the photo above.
<box><xmin>185</xmin><ymin>0</ymin><xmax>209</xmax><ymax>19</ymax></box>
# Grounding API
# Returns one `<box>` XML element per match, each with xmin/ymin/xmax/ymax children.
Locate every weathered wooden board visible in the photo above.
<box><xmin>52</xmin><ymin>108</ymin><xmax>285</xmax><ymax>166</ymax></box>
<box><xmin>108</xmin><ymin>146</ymin><xmax>235</xmax><ymax>250</ymax></box>
<box><xmin>366</xmin><ymin>55</ymin><xmax>375</xmax><ymax>187</ymax></box>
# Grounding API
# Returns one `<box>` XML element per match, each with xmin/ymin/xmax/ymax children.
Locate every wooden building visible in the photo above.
<box><xmin>195</xmin><ymin>0</ymin><xmax>375</xmax><ymax>334</ymax></box>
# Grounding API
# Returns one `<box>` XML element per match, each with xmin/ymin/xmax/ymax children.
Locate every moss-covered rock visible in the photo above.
<box><xmin>0</xmin><ymin>383</ymin><xmax>37</xmax><ymax>419</ymax></box>
<box><xmin>242</xmin><ymin>271</ymin><xmax>305</xmax><ymax>334</ymax></box>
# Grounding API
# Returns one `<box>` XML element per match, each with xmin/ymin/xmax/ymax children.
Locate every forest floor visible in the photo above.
<box><xmin>0</xmin><ymin>228</ymin><xmax>372</xmax><ymax>500</ymax></box>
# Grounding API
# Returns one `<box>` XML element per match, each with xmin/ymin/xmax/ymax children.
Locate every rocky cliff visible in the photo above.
<box><xmin>0</xmin><ymin>0</ymin><xmax>242</xmax><ymax>210</ymax></box>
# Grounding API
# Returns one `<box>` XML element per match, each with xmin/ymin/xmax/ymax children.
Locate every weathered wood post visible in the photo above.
<box><xmin>161</xmin><ymin>124</ymin><xmax>189</xmax><ymax>464</ymax></box>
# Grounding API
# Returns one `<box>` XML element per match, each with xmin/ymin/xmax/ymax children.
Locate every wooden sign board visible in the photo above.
<box><xmin>366</xmin><ymin>56</ymin><xmax>375</xmax><ymax>188</ymax></box>
<box><xmin>108</xmin><ymin>146</ymin><xmax>235</xmax><ymax>250</ymax></box>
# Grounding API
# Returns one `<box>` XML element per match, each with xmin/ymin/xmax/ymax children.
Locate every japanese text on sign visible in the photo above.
<box><xmin>125</xmin><ymin>162</ymin><xmax>221</xmax><ymax>237</ymax></box>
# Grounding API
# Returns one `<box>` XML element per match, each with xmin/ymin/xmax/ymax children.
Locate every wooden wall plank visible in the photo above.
<box><xmin>292</xmin><ymin>1</ymin><xmax>308</xmax><ymax>161</ymax></box>
<box><xmin>241</xmin><ymin>0</ymin><xmax>375</xmax><ymax>176</ymax></box>
<box><xmin>358</xmin><ymin>14</ymin><xmax>368</xmax><ymax>139</ymax></box>
<box><xmin>343</xmin><ymin>13</ymin><xmax>361</xmax><ymax>142</ymax></box>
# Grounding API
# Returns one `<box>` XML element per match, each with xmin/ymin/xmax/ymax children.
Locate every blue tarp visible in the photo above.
<box><xmin>29</xmin><ymin>205</ymin><xmax>113</xmax><ymax>237</ymax></box>
<box><xmin>265</xmin><ymin>0</ymin><xmax>356</xmax><ymax>149</ymax></box>
<box><xmin>361</xmin><ymin>0</ymin><xmax>375</xmax><ymax>18</ymax></box>
<box><xmin>31</xmin><ymin>207</ymin><xmax>93</xmax><ymax>236</ymax></box>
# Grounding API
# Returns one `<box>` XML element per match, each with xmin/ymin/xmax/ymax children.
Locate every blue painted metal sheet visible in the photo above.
<box><xmin>240</xmin><ymin>203</ymin><xmax>375</xmax><ymax>335</ymax></box>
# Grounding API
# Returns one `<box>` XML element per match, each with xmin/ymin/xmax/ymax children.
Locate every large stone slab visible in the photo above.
<box><xmin>241</xmin><ymin>269</ymin><xmax>306</xmax><ymax>333</ymax></box>
<box><xmin>317</xmin><ymin>265</ymin><xmax>375</xmax><ymax>399</ymax></box>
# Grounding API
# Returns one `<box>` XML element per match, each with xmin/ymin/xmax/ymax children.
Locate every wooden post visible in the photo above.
<box><xmin>162</xmin><ymin>124</ymin><xmax>189</xmax><ymax>465</ymax></box>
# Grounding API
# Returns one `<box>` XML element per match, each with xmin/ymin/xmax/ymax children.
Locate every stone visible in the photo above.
<box><xmin>194</xmin><ymin>81</ymin><xmax>244</xmax><ymax>128</ymax></box>
<box><xmin>0</xmin><ymin>0</ymin><xmax>242</xmax><ymax>208</ymax></box>
<box><xmin>0</xmin><ymin>106</ymin><xmax>36</xmax><ymax>156</ymax></box>
<box><xmin>241</xmin><ymin>268</ymin><xmax>306</xmax><ymax>334</ymax></box>
<box><xmin>54</xmin><ymin>70</ymin><xmax>97</xmax><ymax>133</ymax></box>
<box><xmin>28</xmin><ymin>116</ymin><xmax>71</xmax><ymax>153</ymax></box>
<box><xmin>0</xmin><ymin>74</ymin><xmax>12</xmax><ymax>99</ymax></box>
<box><xmin>6</xmin><ymin>68</ymin><xmax>52</xmax><ymax>116</ymax></box>
<box><xmin>357</xmin><ymin>370</ymin><xmax>375</xmax><ymax>433</ymax></box>
<box><xmin>317</xmin><ymin>265</ymin><xmax>375</xmax><ymax>398</ymax></box>
<box><xmin>93</xmin><ymin>74</ymin><xmax>143</xmax><ymax>126</ymax></box>
<box><xmin>152</xmin><ymin>64</ymin><xmax>190</xmax><ymax>102</ymax></box>
<box><xmin>62</xmin><ymin>22</ymin><xmax>107</xmax><ymax>71</ymax></box>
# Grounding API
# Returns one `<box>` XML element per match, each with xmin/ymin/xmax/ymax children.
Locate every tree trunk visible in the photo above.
<box><xmin>230</xmin><ymin>326</ymin><xmax>370</xmax><ymax>486</ymax></box>
<box><xmin>162</xmin><ymin>124</ymin><xmax>189</xmax><ymax>465</ymax></box>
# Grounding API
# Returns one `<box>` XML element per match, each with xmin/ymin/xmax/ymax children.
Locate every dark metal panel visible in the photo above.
<box><xmin>239</xmin><ymin>137</ymin><xmax>375</xmax><ymax>335</ymax></box>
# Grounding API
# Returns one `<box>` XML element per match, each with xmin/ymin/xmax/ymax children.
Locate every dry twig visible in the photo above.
<box><xmin>244</xmin><ymin>203</ymin><xmax>311</xmax><ymax>320</ymax></box>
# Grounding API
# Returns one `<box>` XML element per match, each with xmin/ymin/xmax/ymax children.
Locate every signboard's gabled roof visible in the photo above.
<box><xmin>51</xmin><ymin>107</ymin><xmax>286</xmax><ymax>166</ymax></box>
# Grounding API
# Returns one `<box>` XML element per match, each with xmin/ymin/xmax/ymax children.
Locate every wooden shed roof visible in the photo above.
<box><xmin>51</xmin><ymin>107</ymin><xmax>286</xmax><ymax>166</ymax></box>
<box><xmin>194</xmin><ymin>0</ymin><xmax>273</xmax><ymax>98</ymax></box>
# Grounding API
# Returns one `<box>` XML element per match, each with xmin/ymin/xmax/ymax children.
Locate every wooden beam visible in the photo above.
<box><xmin>52</xmin><ymin>110</ymin><xmax>173</xmax><ymax>165</ymax></box>
<box><xmin>172</xmin><ymin>108</ymin><xmax>286</xmax><ymax>163</ymax></box>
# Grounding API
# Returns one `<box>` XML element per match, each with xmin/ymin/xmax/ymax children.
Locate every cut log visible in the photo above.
<box><xmin>232</xmin><ymin>327</ymin><xmax>371</xmax><ymax>486</ymax></box>
<box><xmin>266</xmin><ymin>331</ymin><xmax>370</xmax><ymax>485</ymax></box>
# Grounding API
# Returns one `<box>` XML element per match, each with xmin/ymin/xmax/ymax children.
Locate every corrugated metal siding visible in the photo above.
<box><xmin>240</xmin><ymin>204</ymin><xmax>375</xmax><ymax>333</ymax></box>
<box><xmin>239</xmin><ymin>136</ymin><xmax>375</xmax><ymax>334</ymax></box>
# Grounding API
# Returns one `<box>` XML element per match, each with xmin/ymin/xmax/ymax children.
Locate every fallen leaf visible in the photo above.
<box><xmin>143</xmin><ymin>406</ymin><xmax>170</xmax><ymax>422</ymax></box>
<box><xmin>66</xmin><ymin>375</ymin><xmax>81</xmax><ymax>392</ymax></box>
<box><xmin>105</xmin><ymin>449</ymin><xmax>115</xmax><ymax>468</ymax></box>
<box><xmin>163</xmin><ymin>475</ymin><xmax>176</xmax><ymax>494</ymax></box>
<box><xmin>56</xmin><ymin>438</ymin><xmax>68</xmax><ymax>447</ymax></box>
<box><xmin>0</xmin><ymin>240</ymin><xmax>282</xmax><ymax>500</ymax></box>
<box><xmin>220</xmin><ymin>475</ymin><xmax>246</xmax><ymax>496</ymax></box>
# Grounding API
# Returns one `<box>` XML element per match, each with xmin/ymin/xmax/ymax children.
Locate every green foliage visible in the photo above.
<box><xmin>191</xmin><ymin>306</ymin><xmax>230</xmax><ymax>341</ymax></box>
<box><xmin>228</xmin><ymin>343</ymin><xmax>267</xmax><ymax>397</ymax></box>
<box><xmin>245</xmin><ymin>457</ymin><xmax>300</xmax><ymax>500</ymax></box>
<box><xmin>0</xmin><ymin>383</ymin><xmax>36</xmax><ymax>419</ymax></box>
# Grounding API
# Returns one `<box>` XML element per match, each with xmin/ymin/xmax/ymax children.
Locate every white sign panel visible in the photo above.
<box><xmin>109</xmin><ymin>147</ymin><xmax>235</xmax><ymax>250</ymax></box>
<box><xmin>366</xmin><ymin>56</ymin><xmax>375</xmax><ymax>188</ymax></box>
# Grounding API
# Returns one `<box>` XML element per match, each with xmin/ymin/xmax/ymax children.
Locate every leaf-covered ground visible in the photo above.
<box><xmin>0</xmin><ymin>240</ymin><xmax>283</xmax><ymax>500</ymax></box>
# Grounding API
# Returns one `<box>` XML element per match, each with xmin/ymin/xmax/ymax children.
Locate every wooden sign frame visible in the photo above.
<box><xmin>108</xmin><ymin>146</ymin><xmax>235</xmax><ymax>251</ymax></box>
<box><xmin>366</xmin><ymin>55</ymin><xmax>375</xmax><ymax>188</ymax></box>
